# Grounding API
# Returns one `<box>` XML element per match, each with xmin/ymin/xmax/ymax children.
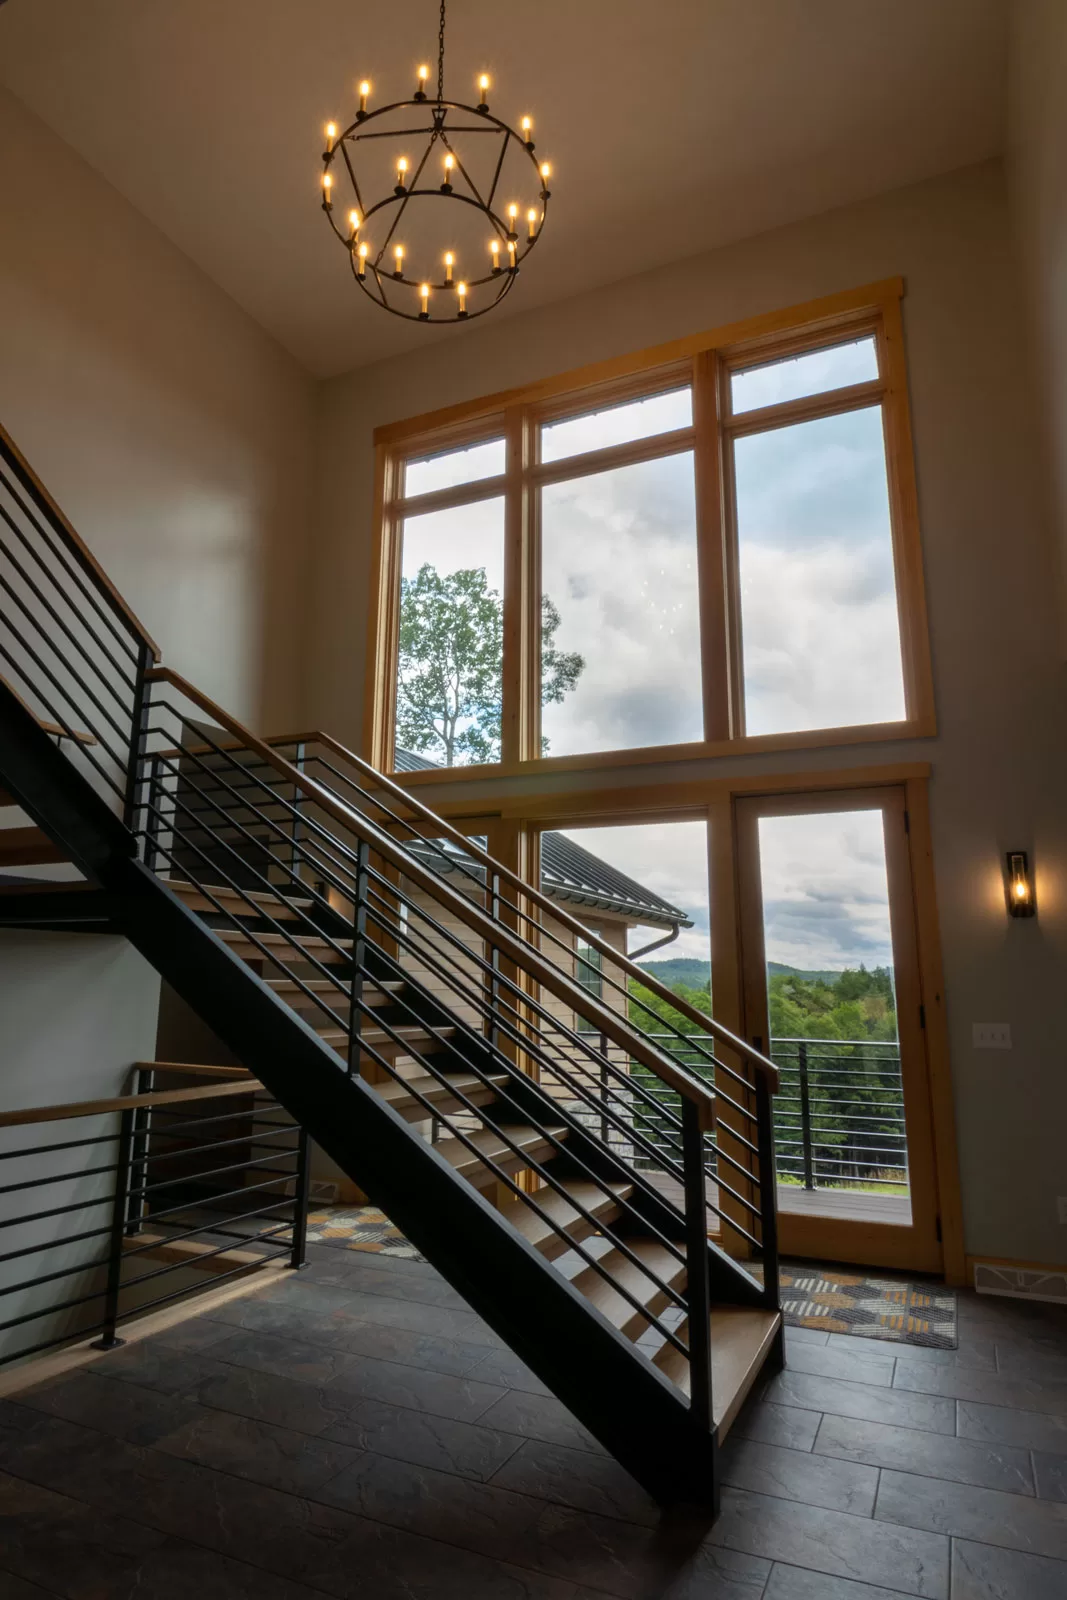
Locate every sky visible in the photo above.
<box><xmin>557</xmin><ymin>808</ymin><xmax>894</xmax><ymax>980</ymax></box>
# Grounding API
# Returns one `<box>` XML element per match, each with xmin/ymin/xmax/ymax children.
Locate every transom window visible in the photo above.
<box><xmin>370</xmin><ymin>279</ymin><xmax>932</xmax><ymax>776</ymax></box>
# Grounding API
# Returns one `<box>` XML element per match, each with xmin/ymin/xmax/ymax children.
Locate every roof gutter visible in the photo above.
<box><xmin>628</xmin><ymin>922</ymin><xmax>683</xmax><ymax>962</ymax></box>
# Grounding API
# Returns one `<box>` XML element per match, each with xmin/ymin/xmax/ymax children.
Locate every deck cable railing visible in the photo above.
<box><xmin>768</xmin><ymin>1037</ymin><xmax>907</xmax><ymax>1193</ymax></box>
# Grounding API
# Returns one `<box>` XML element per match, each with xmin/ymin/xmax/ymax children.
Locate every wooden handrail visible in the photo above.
<box><xmin>261</xmin><ymin>727</ymin><xmax>779</xmax><ymax>1091</ymax></box>
<box><xmin>0</xmin><ymin>1078</ymin><xmax>265</xmax><ymax>1129</ymax></box>
<box><xmin>145</xmin><ymin>668</ymin><xmax>723</xmax><ymax>1116</ymax></box>
<box><xmin>137</xmin><ymin>1061</ymin><xmax>254</xmax><ymax>1080</ymax></box>
<box><xmin>0</xmin><ymin>424</ymin><xmax>161</xmax><ymax>660</ymax></box>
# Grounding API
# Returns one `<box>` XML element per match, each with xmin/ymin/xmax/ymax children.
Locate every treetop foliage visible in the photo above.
<box><xmin>396</xmin><ymin>563</ymin><xmax>583</xmax><ymax>765</ymax></box>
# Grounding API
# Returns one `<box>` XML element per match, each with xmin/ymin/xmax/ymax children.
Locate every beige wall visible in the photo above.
<box><xmin>0</xmin><ymin>88</ymin><xmax>315</xmax><ymax>1142</ymax></box>
<box><xmin>308</xmin><ymin>159</ymin><xmax>1067</xmax><ymax>1267</ymax></box>
<box><xmin>1009</xmin><ymin>0</ymin><xmax>1067</xmax><ymax>624</ymax></box>
<box><xmin>0</xmin><ymin>87</ymin><xmax>315</xmax><ymax>731</ymax></box>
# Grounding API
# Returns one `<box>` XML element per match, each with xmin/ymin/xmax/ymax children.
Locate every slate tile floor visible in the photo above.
<box><xmin>0</xmin><ymin>1243</ymin><xmax>1065</xmax><ymax>1598</ymax></box>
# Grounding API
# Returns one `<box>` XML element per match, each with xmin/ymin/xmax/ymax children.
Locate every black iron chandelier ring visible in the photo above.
<box><xmin>318</xmin><ymin>0</ymin><xmax>552</xmax><ymax>323</ymax></box>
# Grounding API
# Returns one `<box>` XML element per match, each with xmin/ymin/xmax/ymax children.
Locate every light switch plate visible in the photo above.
<box><xmin>973</xmin><ymin>1022</ymin><xmax>1012</xmax><ymax>1050</ymax></box>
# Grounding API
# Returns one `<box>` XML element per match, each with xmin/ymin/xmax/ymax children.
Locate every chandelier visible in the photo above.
<box><xmin>319</xmin><ymin>0</ymin><xmax>552</xmax><ymax>323</ymax></box>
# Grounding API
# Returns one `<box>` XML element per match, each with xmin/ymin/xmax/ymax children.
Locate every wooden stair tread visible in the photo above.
<box><xmin>218</xmin><ymin>929</ymin><xmax>352</xmax><ymax>963</ymax></box>
<box><xmin>0</xmin><ymin>826</ymin><xmax>67</xmax><ymax>867</ymax></box>
<box><xmin>267</xmin><ymin>978</ymin><xmax>402</xmax><ymax>997</ymax></box>
<box><xmin>497</xmin><ymin>1181</ymin><xmax>633</xmax><ymax>1261</ymax></box>
<box><xmin>165</xmin><ymin>880</ymin><xmax>314</xmax><ymax>919</ymax></box>
<box><xmin>438</xmin><ymin>1124</ymin><xmax>567</xmax><ymax>1188</ymax></box>
<box><xmin>654</xmin><ymin>1306</ymin><xmax>782</xmax><ymax>1436</ymax></box>
<box><xmin>376</xmin><ymin>1072</ymin><xmax>507</xmax><ymax>1120</ymax></box>
<box><xmin>571</xmin><ymin>1240</ymin><xmax>687</xmax><ymax>1341</ymax></box>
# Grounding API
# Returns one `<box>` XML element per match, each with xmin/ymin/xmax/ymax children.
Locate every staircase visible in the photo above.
<box><xmin>0</xmin><ymin>422</ymin><xmax>783</xmax><ymax>1509</ymax></box>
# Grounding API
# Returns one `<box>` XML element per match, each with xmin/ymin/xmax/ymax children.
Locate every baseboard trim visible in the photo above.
<box><xmin>0</xmin><ymin>1259</ymin><xmax>287</xmax><ymax>1400</ymax></box>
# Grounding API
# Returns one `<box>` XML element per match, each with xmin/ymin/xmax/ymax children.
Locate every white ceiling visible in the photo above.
<box><xmin>0</xmin><ymin>0</ymin><xmax>1010</xmax><ymax>377</ymax></box>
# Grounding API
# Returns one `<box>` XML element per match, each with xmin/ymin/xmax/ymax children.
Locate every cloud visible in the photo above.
<box><xmin>757</xmin><ymin>810</ymin><xmax>895</xmax><ymax>971</ymax></box>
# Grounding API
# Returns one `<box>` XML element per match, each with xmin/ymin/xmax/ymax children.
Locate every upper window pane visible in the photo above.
<box><xmin>403</xmin><ymin>439</ymin><xmax>505</xmax><ymax>498</ymax></box>
<box><xmin>394</xmin><ymin>498</ymin><xmax>505</xmax><ymax>768</ymax></box>
<box><xmin>733</xmin><ymin>406</ymin><xmax>905</xmax><ymax>736</ymax></box>
<box><xmin>540</xmin><ymin>388</ymin><xmax>692</xmax><ymax>464</ymax></box>
<box><xmin>730</xmin><ymin>337</ymin><xmax>878</xmax><ymax>415</ymax></box>
<box><xmin>540</xmin><ymin>453</ymin><xmax>703</xmax><ymax>757</ymax></box>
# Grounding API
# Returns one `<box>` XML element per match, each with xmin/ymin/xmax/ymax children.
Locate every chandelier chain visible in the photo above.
<box><xmin>436</xmin><ymin>0</ymin><xmax>447</xmax><ymax>104</ymax></box>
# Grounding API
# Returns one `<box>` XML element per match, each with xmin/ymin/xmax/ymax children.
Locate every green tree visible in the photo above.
<box><xmin>396</xmin><ymin>563</ymin><xmax>584</xmax><ymax>765</ymax></box>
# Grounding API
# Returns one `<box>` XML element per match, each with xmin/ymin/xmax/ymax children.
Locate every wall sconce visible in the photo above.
<box><xmin>1006</xmin><ymin>851</ymin><xmax>1035</xmax><ymax>917</ymax></box>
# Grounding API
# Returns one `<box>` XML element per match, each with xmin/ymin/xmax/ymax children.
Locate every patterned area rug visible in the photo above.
<box><xmin>305</xmin><ymin>1209</ymin><xmax>957</xmax><ymax>1350</ymax></box>
<box><xmin>305</xmin><ymin>1205</ymin><xmax>426</xmax><ymax>1262</ymax></box>
<box><xmin>779</xmin><ymin>1263</ymin><xmax>957</xmax><ymax>1349</ymax></box>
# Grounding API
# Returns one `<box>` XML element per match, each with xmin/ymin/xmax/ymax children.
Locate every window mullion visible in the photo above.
<box><xmin>693</xmin><ymin>350</ymin><xmax>734</xmax><ymax>743</ymax></box>
<box><xmin>501</xmin><ymin>403</ymin><xmax>530</xmax><ymax>767</ymax></box>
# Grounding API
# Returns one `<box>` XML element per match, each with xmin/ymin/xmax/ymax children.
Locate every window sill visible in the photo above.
<box><xmin>385</xmin><ymin>714</ymin><xmax>937</xmax><ymax>787</ymax></box>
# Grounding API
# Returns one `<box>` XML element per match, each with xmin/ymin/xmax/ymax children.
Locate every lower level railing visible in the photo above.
<box><xmin>0</xmin><ymin>1068</ymin><xmax>309</xmax><ymax>1368</ymax></box>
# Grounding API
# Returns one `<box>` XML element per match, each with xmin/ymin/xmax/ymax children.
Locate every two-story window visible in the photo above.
<box><xmin>366</xmin><ymin>278</ymin><xmax>933</xmax><ymax>777</ymax></box>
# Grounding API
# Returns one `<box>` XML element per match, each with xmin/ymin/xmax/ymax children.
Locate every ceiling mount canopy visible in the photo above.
<box><xmin>319</xmin><ymin>0</ymin><xmax>552</xmax><ymax>324</ymax></box>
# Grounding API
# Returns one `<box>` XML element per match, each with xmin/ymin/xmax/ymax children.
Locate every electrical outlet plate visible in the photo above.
<box><xmin>973</xmin><ymin>1022</ymin><xmax>1012</xmax><ymax>1050</ymax></box>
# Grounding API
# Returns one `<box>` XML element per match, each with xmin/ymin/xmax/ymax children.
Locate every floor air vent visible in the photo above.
<box><xmin>973</xmin><ymin>1263</ymin><xmax>1067</xmax><ymax>1304</ymax></box>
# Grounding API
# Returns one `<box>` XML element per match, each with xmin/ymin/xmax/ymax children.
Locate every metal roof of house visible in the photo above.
<box><xmin>393</xmin><ymin>748</ymin><xmax>691</xmax><ymax>929</ymax></box>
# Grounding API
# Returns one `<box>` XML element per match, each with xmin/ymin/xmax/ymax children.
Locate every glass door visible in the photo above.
<box><xmin>736</xmin><ymin>787</ymin><xmax>941</xmax><ymax>1272</ymax></box>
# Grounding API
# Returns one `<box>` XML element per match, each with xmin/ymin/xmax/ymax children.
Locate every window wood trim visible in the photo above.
<box><xmin>364</xmin><ymin>275</ymin><xmax>934</xmax><ymax>778</ymax></box>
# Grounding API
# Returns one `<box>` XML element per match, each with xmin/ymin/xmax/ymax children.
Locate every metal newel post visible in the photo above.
<box><xmin>290</xmin><ymin>1125</ymin><xmax>311</xmax><ymax>1269</ymax></box>
<box><xmin>346</xmin><ymin>838</ymin><xmax>370</xmax><ymax>1079</ymax></box>
<box><xmin>754</xmin><ymin>1069</ymin><xmax>782</xmax><ymax>1316</ymax></box>
<box><xmin>489</xmin><ymin>870</ymin><xmax>501</xmax><ymax>1054</ymax></box>
<box><xmin>91</xmin><ymin>1107</ymin><xmax>135</xmax><ymax>1350</ymax></box>
<box><xmin>122</xmin><ymin>641</ymin><xmax>152</xmax><ymax>836</ymax></box>
<box><xmin>681</xmin><ymin>1098</ymin><xmax>714</xmax><ymax>1432</ymax></box>
<box><xmin>124</xmin><ymin>1066</ymin><xmax>154</xmax><ymax>1238</ymax></box>
<box><xmin>798</xmin><ymin>1040</ymin><xmax>815</xmax><ymax>1190</ymax></box>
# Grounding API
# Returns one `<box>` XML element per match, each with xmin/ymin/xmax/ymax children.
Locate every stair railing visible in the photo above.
<box><xmin>257</xmin><ymin>728</ymin><xmax>779</xmax><ymax>1297</ymax></box>
<box><xmin>0</xmin><ymin>425</ymin><xmax>159</xmax><ymax>820</ymax></box>
<box><xmin>129</xmin><ymin>669</ymin><xmax>781</xmax><ymax>1416</ymax></box>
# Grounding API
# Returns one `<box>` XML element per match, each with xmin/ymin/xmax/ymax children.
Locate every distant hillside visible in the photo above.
<box><xmin>636</xmin><ymin>958</ymin><xmax>710</xmax><ymax>989</ymax></box>
<box><xmin>638</xmin><ymin>958</ymin><xmax>846</xmax><ymax>989</ymax></box>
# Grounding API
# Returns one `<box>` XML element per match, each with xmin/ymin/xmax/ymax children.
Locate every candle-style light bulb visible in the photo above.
<box><xmin>396</xmin><ymin>156</ymin><xmax>409</xmax><ymax>194</ymax></box>
<box><xmin>324</xmin><ymin>121</ymin><xmax>337</xmax><ymax>154</ymax></box>
<box><xmin>520</xmin><ymin>115</ymin><xmax>533</xmax><ymax>146</ymax></box>
<box><xmin>506</xmin><ymin>203</ymin><xmax>519</xmax><ymax>238</ymax></box>
<box><xmin>442</xmin><ymin>152</ymin><xmax>455</xmax><ymax>192</ymax></box>
<box><xmin>540</xmin><ymin>161</ymin><xmax>551</xmax><ymax>189</ymax></box>
<box><xmin>416</xmin><ymin>64</ymin><xmax>430</xmax><ymax>98</ymax></box>
<box><xmin>419</xmin><ymin>283</ymin><xmax>430</xmax><ymax>318</ymax></box>
<box><xmin>357</xmin><ymin>242</ymin><xmax>369</xmax><ymax>278</ymax></box>
<box><xmin>527</xmin><ymin>207</ymin><xmax>537</xmax><ymax>241</ymax></box>
<box><xmin>393</xmin><ymin>244</ymin><xmax>405</xmax><ymax>278</ymax></box>
<box><xmin>478</xmin><ymin>73</ymin><xmax>490</xmax><ymax>107</ymax></box>
<box><xmin>322</xmin><ymin>171</ymin><xmax>334</xmax><ymax>208</ymax></box>
<box><xmin>489</xmin><ymin>238</ymin><xmax>501</xmax><ymax>273</ymax></box>
<box><xmin>348</xmin><ymin>209</ymin><xmax>361</xmax><ymax>241</ymax></box>
<box><xmin>444</xmin><ymin>251</ymin><xmax>454</xmax><ymax>284</ymax></box>
<box><xmin>507</xmin><ymin>238</ymin><xmax>517</xmax><ymax>268</ymax></box>
<box><xmin>358</xmin><ymin>80</ymin><xmax>370</xmax><ymax>114</ymax></box>
<box><xmin>457</xmin><ymin>281</ymin><xmax>468</xmax><ymax>315</ymax></box>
